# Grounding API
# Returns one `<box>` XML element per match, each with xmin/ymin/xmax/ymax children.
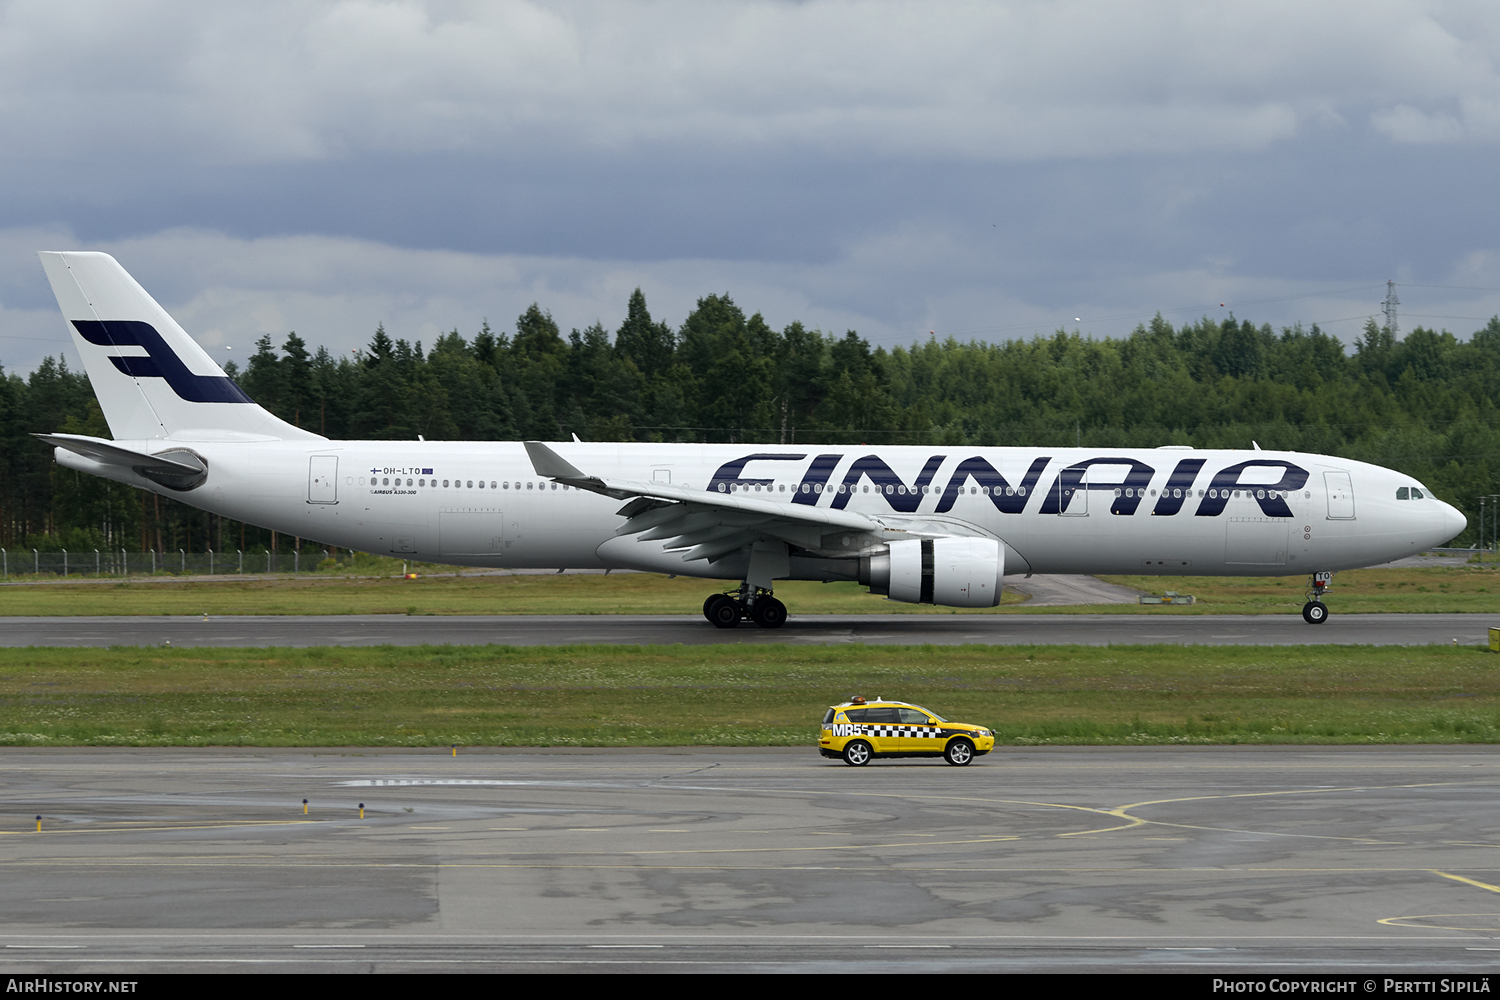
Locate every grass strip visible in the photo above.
<box><xmin>1</xmin><ymin>643</ymin><xmax>1498</xmax><ymax>747</ymax></box>
<box><xmin>1</xmin><ymin>564</ymin><xmax>1497</xmax><ymax>615</ymax></box>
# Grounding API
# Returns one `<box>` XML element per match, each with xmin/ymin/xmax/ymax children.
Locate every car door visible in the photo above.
<box><xmin>895</xmin><ymin>707</ymin><xmax>941</xmax><ymax>753</ymax></box>
<box><xmin>847</xmin><ymin>707</ymin><xmax>900</xmax><ymax>753</ymax></box>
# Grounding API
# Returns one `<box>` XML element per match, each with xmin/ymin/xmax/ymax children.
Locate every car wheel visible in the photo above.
<box><xmin>750</xmin><ymin>596</ymin><xmax>787</xmax><ymax>628</ymax></box>
<box><xmin>944</xmin><ymin>738</ymin><xmax>974</xmax><ymax>766</ymax></box>
<box><xmin>706</xmin><ymin>595</ymin><xmax>741</xmax><ymax>629</ymax></box>
<box><xmin>842</xmin><ymin>740</ymin><xmax>872</xmax><ymax>766</ymax></box>
<box><xmin>1302</xmin><ymin>601</ymin><xmax>1328</xmax><ymax>625</ymax></box>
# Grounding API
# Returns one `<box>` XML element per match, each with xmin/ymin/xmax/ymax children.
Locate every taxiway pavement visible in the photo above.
<box><xmin>0</xmin><ymin>612</ymin><xmax>1493</xmax><ymax>647</ymax></box>
<box><xmin>2</xmin><ymin>747</ymin><xmax>1499</xmax><ymax>973</ymax></box>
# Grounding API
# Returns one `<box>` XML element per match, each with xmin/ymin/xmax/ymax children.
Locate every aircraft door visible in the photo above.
<box><xmin>308</xmin><ymin>455</ymin><xmax>338</xmax><ymax>504</ymax></box>
<box><xmin>1225</xmin><ymin>517</ymin><xmax>1290</xmax><ymax>565</ymax></box>
<box><xmin>1058</xmin><ymin>467</ymin><xmax>1087</xmax><ymax>515</ymax></box>
<box><xmin>439</xmin><ymin>507</ymin><xmax>504</xmax><ymax>557</ymax></box>
<box><xmin>1324</xmin><ymin>472</ymin><xmax>1355</xmax><ymax>519</ymax></box>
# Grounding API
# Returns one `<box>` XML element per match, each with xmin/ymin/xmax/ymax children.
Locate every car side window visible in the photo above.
<box><xmin>863</xmin><ymin>707</ymin><xmax>900</xmax><ymax>724</ymax></box>
<box><xmin>896</xmin><ymin>708</ymin><xmax>930</xmax><ymax>724</ymax></box>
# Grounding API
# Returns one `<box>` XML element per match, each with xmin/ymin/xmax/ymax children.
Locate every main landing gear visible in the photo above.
<box><xmin>703</xmin><ymin>586</ymin><xmax>787</xmax><ymax>629</ymax></box>
<box><xmin>1302</xmin><ymin>570</ymin><xmax>1333</xmax><ymax>624</ymax></box>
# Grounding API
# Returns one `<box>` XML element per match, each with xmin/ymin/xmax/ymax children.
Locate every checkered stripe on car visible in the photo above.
<box><xmin>861</xmin><ymin>725</ymin><xmax>941</xmax><ymax>739</ymax></box>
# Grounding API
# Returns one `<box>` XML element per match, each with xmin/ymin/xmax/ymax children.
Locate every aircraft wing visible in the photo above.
<box><xmin>524</xmin><ymin>441</ymin><xmax>991</xmax><ymax>563</ymax></box>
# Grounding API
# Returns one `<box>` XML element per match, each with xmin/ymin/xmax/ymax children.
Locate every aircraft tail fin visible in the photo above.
<box><xmin>37</xmin><ymin>251</ymin><xmax>322</xmax><ymax>442</ymax></box>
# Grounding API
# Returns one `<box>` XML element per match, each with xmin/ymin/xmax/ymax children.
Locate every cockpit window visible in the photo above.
<box><xmin>1397</xmin><ymin>487</ymin><xmax>1409</xmax><ymax>500</ymax></box>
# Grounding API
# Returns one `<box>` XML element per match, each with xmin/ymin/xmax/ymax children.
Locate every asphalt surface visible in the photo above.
<box><xmin>2</xmin><ymin>747</ymin><xmax>1499</xmax><ymax>973</ymax></box>
<box><xmin>0</xmin><ymin>612</ymin><xmax>1494</xmax><ymax>647</ymax></box>
<box><xmin>1006</xmin><ymin>573</ymin><xmax>1144</xmax><ymax>606</ymax></box>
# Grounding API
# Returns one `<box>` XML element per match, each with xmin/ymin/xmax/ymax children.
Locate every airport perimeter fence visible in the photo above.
<box><xmin>0</xmin><ymin>548</ymin><xmax>357</xmax><ymax>579</ymax></box>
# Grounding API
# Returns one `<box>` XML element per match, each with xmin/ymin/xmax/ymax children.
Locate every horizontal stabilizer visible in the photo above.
<box><xmin>35</xmin><ymin>433</ymin><xmax>207</xmax><ymax>491</ymax></box>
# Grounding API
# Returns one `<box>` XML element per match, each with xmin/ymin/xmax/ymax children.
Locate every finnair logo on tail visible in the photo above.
<box><xmin>72</xmin><ymin>320</ymin><xmax>252</xmax><ymax>404</ymax></box>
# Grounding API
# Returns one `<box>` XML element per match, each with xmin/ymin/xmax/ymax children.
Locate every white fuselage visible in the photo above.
<box><xmin>63</xmin><ymin>440</ymin><xmax>1466</xmax><ymax>579</ymax></box>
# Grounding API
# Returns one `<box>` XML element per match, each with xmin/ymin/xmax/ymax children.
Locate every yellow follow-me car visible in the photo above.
<box><xmin>819</xmin><ymin>697</ymin><xmax>996</xmax><ymax>766</ymax></box>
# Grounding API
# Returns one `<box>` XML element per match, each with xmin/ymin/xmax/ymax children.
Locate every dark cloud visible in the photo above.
<box><xmin>4</xmin><ymin>1</ymin><xmax>1500</xmax><ymax>376</ymax></box>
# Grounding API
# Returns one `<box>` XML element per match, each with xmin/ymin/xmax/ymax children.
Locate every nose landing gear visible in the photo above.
<box><xmin>702</xmin><ymin>586</ymin><xmax>787</xmax><ymax>629</ymax></box>
<box><xmin>1302</xmin><ymin>570</ymin><xmax>1332</xmax><ymax>624</ymax></box>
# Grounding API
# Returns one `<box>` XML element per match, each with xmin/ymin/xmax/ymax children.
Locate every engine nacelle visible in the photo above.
<box><xmin>861</xmin><ymin>537</ymin><xmax>1004</xmax><ymax>608</ymax></box>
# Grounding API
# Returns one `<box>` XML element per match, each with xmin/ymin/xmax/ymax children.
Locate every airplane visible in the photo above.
<box><xmin>32</xmin><ymin>251</ymin><xmax>1467</xmax><ymax>628</ymax></box>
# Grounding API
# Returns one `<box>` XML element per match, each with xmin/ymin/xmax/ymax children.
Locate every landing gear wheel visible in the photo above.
<box><xmin>1302</xmin><ymin>601</ymin><xmax>1328</xmax><ymax>625</ymax></box>
<box><xmin>944</xmin><ymin>738</ymin><xmax>975</xmax><ymax>766</ymax></box>
<box><xmin>750</xmin><ymin>596</ymin><xmax>787</xmax><ymax>629</ymax></box>
<box><xmin>705</xmin><ymin>594</ymin><xmax>741</xmax><ymax>629</ymax></box>
<box><xmin>842</xmin><ymin>740</ymin><xmax>872</xmax><ymax>766</ymax></box>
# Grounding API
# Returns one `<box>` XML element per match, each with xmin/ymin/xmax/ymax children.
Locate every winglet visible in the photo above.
<box><xmin>524</xmin><ymin>441</ymin><xmax>588</xmax><ymax>479</ymax></box>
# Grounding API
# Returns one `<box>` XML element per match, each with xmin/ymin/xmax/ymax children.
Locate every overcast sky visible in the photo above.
<box><xmin>4</xmin><ymin>0</ymin><xmax>1500</xmax><ymax>374</ymax></box>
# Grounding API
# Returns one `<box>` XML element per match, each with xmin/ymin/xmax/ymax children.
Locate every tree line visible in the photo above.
<box><xmin>3</xmin><ymin>286</ymin><xmax>1498</xmax><ymax>556</ymax></box>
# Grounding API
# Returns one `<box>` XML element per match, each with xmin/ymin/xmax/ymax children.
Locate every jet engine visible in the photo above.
<box><xmin>859</xmin><ymin>537</ymin><xmax>1004</xmax><ymax>608</ymax></box>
